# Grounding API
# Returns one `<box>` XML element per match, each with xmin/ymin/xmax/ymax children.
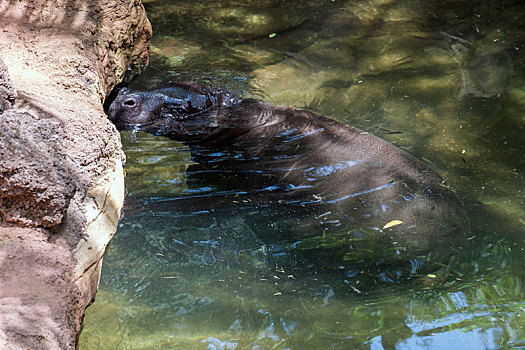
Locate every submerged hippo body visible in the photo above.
<box><xmin>108</xmin><ymin>82</ymin><xmax>468</xmax><ymax>265</ymax></box>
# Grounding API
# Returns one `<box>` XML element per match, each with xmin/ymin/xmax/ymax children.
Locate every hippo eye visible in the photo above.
<box><xmin>123</xmin><ymin>98</ymin><xmax>137</xmax><ymax>107</ymax></box>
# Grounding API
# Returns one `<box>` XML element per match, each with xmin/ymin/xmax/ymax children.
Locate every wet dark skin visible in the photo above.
<box><xmin>108</xmin><ymin>82</ymin><xmax>468</xmax><ymax>266</ymax></box>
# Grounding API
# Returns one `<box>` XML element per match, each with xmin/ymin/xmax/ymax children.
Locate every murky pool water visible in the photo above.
<box><xmin>81</xmin><ymin>0</ymin><xmax>524</xmax><ymax>348</ymax></box>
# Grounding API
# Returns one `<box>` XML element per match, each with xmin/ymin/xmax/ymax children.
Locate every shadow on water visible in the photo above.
<box><xmin>82</xmin><ymin>0</ymin><xmax>525</xmax><ymax>349</ymax></box>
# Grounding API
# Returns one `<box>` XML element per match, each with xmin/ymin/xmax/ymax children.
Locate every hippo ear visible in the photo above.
<box><xmin>117</xmin><ymin>87</ymin><xmax>131</xmax><ymax>96</ymax></box>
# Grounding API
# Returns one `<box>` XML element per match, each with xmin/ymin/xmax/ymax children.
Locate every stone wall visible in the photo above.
<box><xmin>0</xmin><ymin>0</ymin><xmax>151</xmax><ymax>348</ymax></box>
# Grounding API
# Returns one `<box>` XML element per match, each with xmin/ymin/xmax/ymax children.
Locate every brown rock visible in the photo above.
<box><xmin>0</xmin><ymin>59</ymin><xmax>17</xmax><ymax>112</ymax></box>
<box><xmin>0</xmin><ymin>226</ymin><xmax>80</xmax><ymax>349</ymax></box>
<box><xmin>0</xmin><ymin>111</ymin><xmax>77</xmax><ymax>229</ymax></box>
<box><xmin>0</xmin><ymin>0</ymin><xmax>152</xmax><ymax>348</ymax></box>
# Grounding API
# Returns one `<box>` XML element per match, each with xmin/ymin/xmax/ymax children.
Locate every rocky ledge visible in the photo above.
<box><xmin>0</xmin><ymin>0</ymin><xmax>151</xmax><ymax>348</ymax></box>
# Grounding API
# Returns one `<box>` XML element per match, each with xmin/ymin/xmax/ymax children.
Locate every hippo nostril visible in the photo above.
<box><xmin>123</xmin><ymin>98</ymin><xmax>136</xmax><ymax>107</ymax></box>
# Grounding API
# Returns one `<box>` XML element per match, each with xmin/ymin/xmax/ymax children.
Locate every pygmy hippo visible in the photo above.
<box><xmin>108</xmin><ymin>82</ymin><xmax>468</xmax><ymax>265</ymax></box>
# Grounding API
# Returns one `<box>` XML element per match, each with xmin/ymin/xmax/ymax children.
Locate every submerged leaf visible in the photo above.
<box><xmin>382</xmin><ymin>220</ymin><xmax>403</xmax><ymax>229</ymax></box>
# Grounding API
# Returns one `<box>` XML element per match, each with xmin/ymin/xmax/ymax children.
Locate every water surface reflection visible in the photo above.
<box><xmin>81</xmin><ymin>0</ymin><xmax>524</xmax><ymax>348</ymax></box>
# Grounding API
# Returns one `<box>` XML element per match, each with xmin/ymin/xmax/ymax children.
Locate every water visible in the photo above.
<box><xmin>81</xmin><ymin>0</ymin><xmax>525</xmax><ymax>348</ymax></box>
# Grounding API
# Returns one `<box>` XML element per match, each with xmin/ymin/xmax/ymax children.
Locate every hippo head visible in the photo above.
<box><xmin>107</xmin><ymin>82</ymin><xmax>239</xmax><ymax>140</ymax></box>
<box><xmin>108</xmin><ymin>87</ymin><xmax>174</xmax><ymax>128</ymax></box>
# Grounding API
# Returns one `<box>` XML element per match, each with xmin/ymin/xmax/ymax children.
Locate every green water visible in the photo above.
<box><xmin>81</xmin><ymin>0</ymin><xmax>525</xmax><ymax>348</ymax></box>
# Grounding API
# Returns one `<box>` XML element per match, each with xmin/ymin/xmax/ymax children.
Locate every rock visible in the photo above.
<box><xmin>0</xmin><ymin>0</ymin><xmax>151</xmax><ymax>348</ymax></box>
<box><xmin>0</xmin><ymin>112</ymin><xmax>77</xmax><ymax>228</ymax></box>
<box><xmin>0</xmin><ymin>59</ymin><xmax>17</xmax><ymax>112</ymax></box>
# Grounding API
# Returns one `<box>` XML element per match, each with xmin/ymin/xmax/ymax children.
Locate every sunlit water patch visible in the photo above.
<box><xmin>81</xmin><ymin>0</ymin><xmax>524</xmax><ymax>348</ymax></box>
